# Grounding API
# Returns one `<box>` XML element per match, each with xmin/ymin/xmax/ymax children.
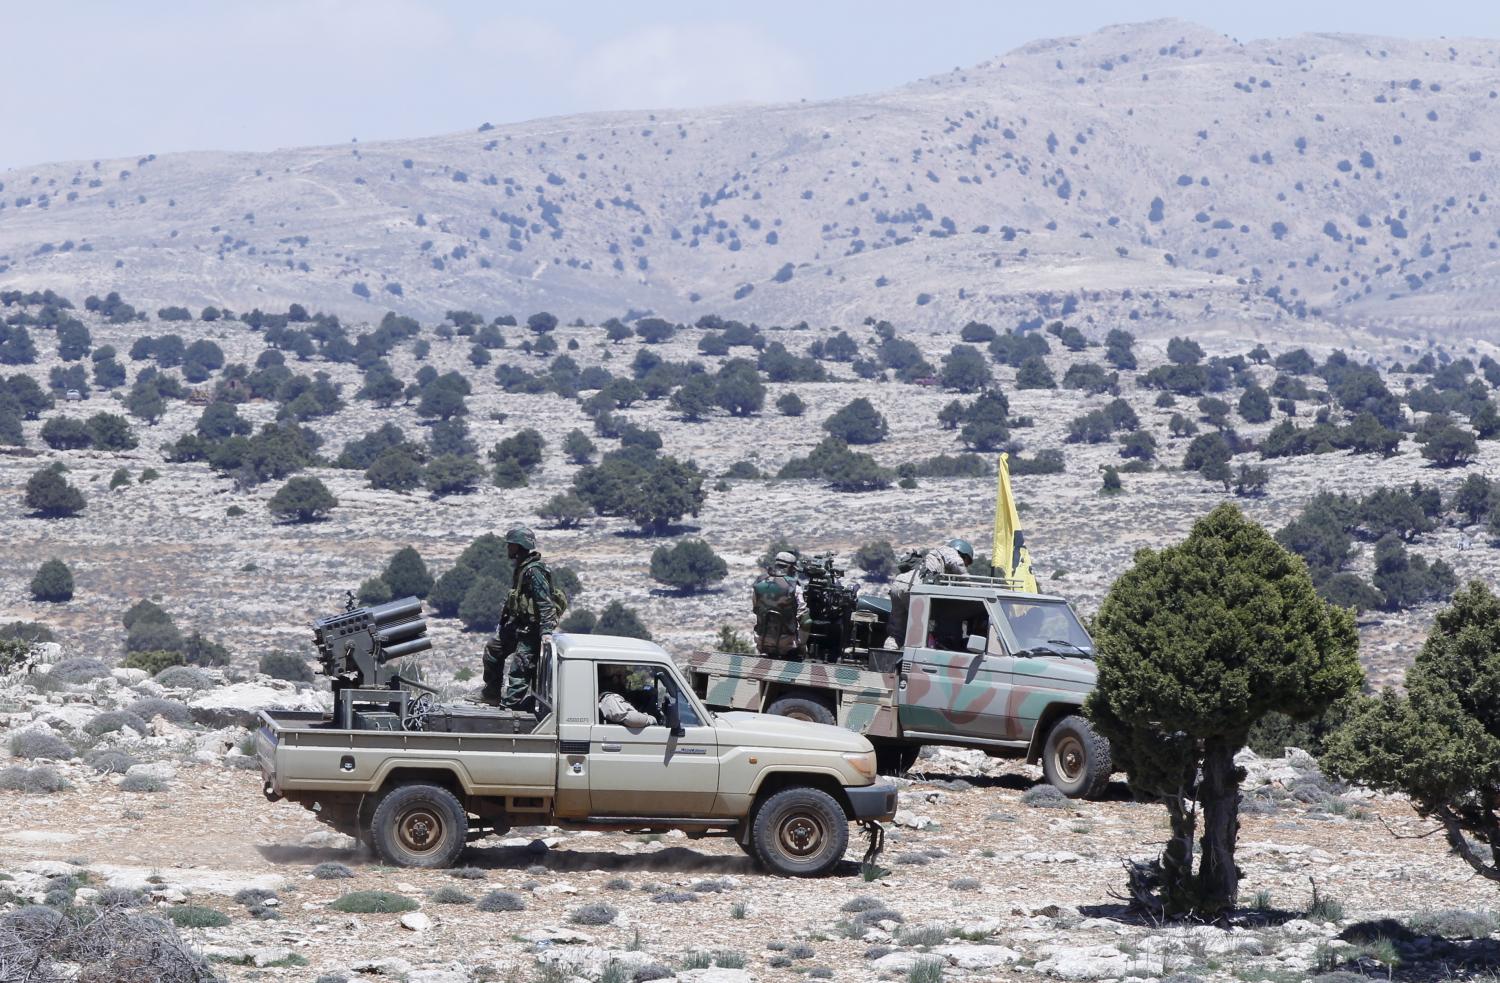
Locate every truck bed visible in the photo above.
<box><xmin>257</xmin><ymin>707</ymin><xmax>559</xmax><ymax>799</ymax></box>
<box><xmin>688</xmin><ymin>651</ymin><xmax>900</xmax><ymax>739</ymax></box>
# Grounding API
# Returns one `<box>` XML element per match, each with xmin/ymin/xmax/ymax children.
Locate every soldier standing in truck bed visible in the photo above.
<box><xmin>885</xmin><ymin>539</ymin><xmax>974</xmax><ymax>648</ymax></box>
<box><xmin>481</xmin><ymin>526</ymin><xmax>559</xmax><ymax>708</ymax></box>
<box><xmin>753</xmin><ymin>551</ymin><xmax>809</xmax><ymax>658</ymax></box>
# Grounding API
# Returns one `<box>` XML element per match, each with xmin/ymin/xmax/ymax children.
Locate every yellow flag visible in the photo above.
<box><xmin>993</xmin><ymin>453</ymin><xmax>1038</xmax><ymax>592</ymax></box>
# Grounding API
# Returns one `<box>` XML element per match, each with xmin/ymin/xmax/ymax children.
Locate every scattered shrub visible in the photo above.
<box><xmin>84</xmin><ymin>748</ymin><xmax>138</xmax><ymax>774</ymax></box>
<box><xmin>29</xmin><ymin>559</ymin><xmax>74</xmax><ymax>603</ymax></box>
<box><xmin>84</xmin><ymin>710</ymin><xmax>149</xmax><ymax>737</ymax></box>
<box><xmin>568</xmin><ymin>902</ymin><xmax>619</xmax><ymax>925</ymax></box>
<box><xmin>120</xmin><ymin>774</ymin><xmax>166</xmax><ymax>793</ymax></box>
<box><xmin>430</xmin><ymin>886</ymin><xmax>474</xmax><ymax>905</ymax></box>
<box><xmin>153</xmin><ymin>665</ymin><xmax>212</xmax><ymax>690</ymax></box>
<box><xmin>0</xmin><ymin>765</ymin><xmax>71</xmax><ymax>793</ymax></box>
<box><xmin>329</xmin><ymin>891</ymin><xmax>418</xmax><ymax>913</ymax></box>
<box><xmin>311</xmin><ymin>862</ymin><xmax>356</xmax><ymax>880</ymax></box>
<box><xmin>476</xmin><ymin>890</ymin><xmax>527</xmax><ymax>912</ymax></box>
<box><xmin>164</xmin><ymin>905</ymin><xmax>230</xmax><ymax>928</ymax></box>
<box><xmin>125</xmin><ymin>697</ymin><xmax>192</xmax><ymax>725</ymax></box>
<box><xmin>1021</xmin><ymin>784</ymin><xmax>1068</xmax><ymax>808</ymax></box>
<box><xmin>48</xmin><ymin>657</ymin><xmax>110</xmax><ymax>684</ymax></box>
<box><xmin>120</xmin><ymin>650</ymin><xmax>185</xmax><ymax>675</ymax></box>
<box><xmin>9</xmin><ymin>730</ymin><xmax>74</xmax><ymax>760</ymax></box>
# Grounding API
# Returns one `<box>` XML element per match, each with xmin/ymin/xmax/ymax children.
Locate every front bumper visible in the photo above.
<box><xmin>845</xmin><ymin>781</ymin><xmax>898</xmax><ymax>821</ymax></box>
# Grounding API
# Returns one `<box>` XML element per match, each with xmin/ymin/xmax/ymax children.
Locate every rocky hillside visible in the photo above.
<box><xmin>3</xmin><ymin>651</ymin><xmax>1499</xmax><ymax>982</ymax></box>
<box><xmin>3</xmin><ymin>20</ymin><xmax>1500</xmax><ymax>338</ymax></box>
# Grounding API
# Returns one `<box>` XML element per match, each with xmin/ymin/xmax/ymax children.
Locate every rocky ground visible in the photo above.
<box><xmin>5</xmin><ymin>653</ymin><xmax>1500</xmax><ymax>983</ymax></box>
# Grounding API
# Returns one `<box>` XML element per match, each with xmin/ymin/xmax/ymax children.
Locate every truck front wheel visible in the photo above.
<box><xmin>370</xmin><ymin>783</ymin><xmax>469</xmax><ymax>868</ymax></box>
<box><xmin>750</xmin><ymin>787</ymin><xmax>849</xmax><ymax>876</ymax></box>
<box><xmin>1041</xmin><ymin>715</ymin><xmax>1112</xmax><ymax>800</ymax></box>
<box><xmin>765</xmin><ymin>694</ymin><xmax>835</xmax><ymax>726</ymax></box>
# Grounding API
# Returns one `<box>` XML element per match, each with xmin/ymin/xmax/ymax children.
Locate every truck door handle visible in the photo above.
<box><xmin>919</xmin><ymin>665</ymin><xmax>938</xmax><ymax>673</ymax></box>
<box><xmin>600</xmin><ymin>743</ymin><xmax>622</xmax><ymax>752</ymax></box>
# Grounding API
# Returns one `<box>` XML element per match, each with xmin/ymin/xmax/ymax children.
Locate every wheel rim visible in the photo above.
<box><xmin>396</xmin><ymin>806</ymin><xmax>445</xmax><ymax>855</ymax></box>
<box><xmin>784</xmin><ymin>708</ymin><xmax>815</xmax><ymax>722</ymax></box>
<box><xmin>777</xmin><ymin>811</ymin><xmax>827</xmax><ymax>858</ymax></box>
<box><xmin>1053</xmin><ymin>734</ymin><xmax>1085</xmax><ymax>783</ymax></box>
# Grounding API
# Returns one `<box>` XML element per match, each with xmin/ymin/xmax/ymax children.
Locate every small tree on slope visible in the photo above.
<box><xmin>1323</xmin><ymin>581</ymin><xmax>1500</xmax><ymax>883</ymax></box>
<box><xmin>1084</xmin><ymin>503</ymin><xmax>1361</xmax><ymax>918</ymax></box>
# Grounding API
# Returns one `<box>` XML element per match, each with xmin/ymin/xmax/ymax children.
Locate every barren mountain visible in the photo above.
<box><xmin>3</xmin><ymin>20</ymin><xmax>1500</xmax><ymax>338</ymax></box>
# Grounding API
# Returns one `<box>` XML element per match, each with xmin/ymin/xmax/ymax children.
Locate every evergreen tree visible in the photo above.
<box><xmin>562</xmin><ymin>429</ymin><xmax>596</xmax><ymax>464</ymax></box>
<box><xmin>597</xmin><ymin>600</ymin><xmax>652</xmax><ymax>640</ymax></box>
<box><xmin>29</xmin><ymin>559</ymin><xmax>74</xmax><ymax>602</ymax></box>
<box><xmin>1324</xmin><ymin>582</ymin><xmax>1500</xmax><ymax>883</ymax></box>
<box><xmin>423</xmin><ymin>454</ymin><xmax>484</xmax><ymax>497</ymax></box>
<box><xmin>649</xmin><ymin>539</ymin><xmax>728</xmax><ymax>593</ymax></box>
<box><xmin>775</xmin><ymin>392</ymin><xmax>805</xmax><ymax>417</ymax></box>
<box><xmin>458</xmin><ymin>576</ymin><xmax>505</xmax><ymax>632</ymax></box>
<box><xmin>539</xmin><ymin>492</ymin><xmax>591</xmax><ymax>528</ymax></box>
<box><xmin>1086</xmin><ymin>505</ymin><xmax>1361</xmax><ymax>917</ymax></box>
<box><xmin>85</xmin><ymin>413</ymin><xmax>137</xmax><ymax>451</ymax></box>
<box><xmin>1238</xmin><ymin>384</ymin><xmax>1272</xmax><ymax>424</ymax></box>
<box><xmin>1014</xmin><ymin>355</ymin><xmax>1056</xmax><ymax>389</ymax></box>
<box><xmin>41</xmin><ymin>417</ymin><xmax>93</xmax><ymax>450</ymax></box>
<box><xmin>852</xmin><ymin>541</ymin><xmax>898</xmax><ymax>582</ymax></box>
<box><xmin>1453</xmin><ymin>473</ymin><xmax>1495</xmax><ymax>526</ymax></box>
<box><xmin>24</xmin><ymin>467</ymin><xmax>86</xmax><ymax>517</ymax></box>
<box><xmin>940</xmin><ymin>344</ymin><xmax>992</xmax><ymax>393</ymax></box>
<box><xmin>823</xmin><ymin>397</ymin><xmax>889</xmax><ymax>445</ymax></box>
<box><xmin>382</xmin><ymin>546</ymin><xmax>433</xmax><ymax>598</ymax></box>
<box><xmin>267</xmin><ymin>476</ymin><xmax>337</xmax><ymax>523</ymax></box>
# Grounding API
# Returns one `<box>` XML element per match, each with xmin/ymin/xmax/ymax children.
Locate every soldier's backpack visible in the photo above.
<box><xmin>752</xmin><ymin>573</ymin><xmax>800</xmax><ymax>657</ymax></box>
<box><xmin>507</xmin><ymin>558</ymin><xmax>569</xmax><ymax>623</ymax></box>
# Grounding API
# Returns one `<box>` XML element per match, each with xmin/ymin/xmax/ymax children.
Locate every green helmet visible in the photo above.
<box><xmin>505</xmin><ymin>526</ymin><xmax>537</xmax><ymax>552</ymax></box>
<box><xmin>946</xmin><ymin>538</ymin><xmax>975</xmax><ymax>565</ymax></box>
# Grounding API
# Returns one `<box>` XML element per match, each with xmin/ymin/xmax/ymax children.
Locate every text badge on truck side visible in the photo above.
<box><xmin>258</xmin><ymin>615</ymin><xmax>896</xmax><ymax>876</ymax></box>
<box><xmin>689</xmin><ymin>574</ymin><xmax>1112</xmax><ymax>798</ymax></box>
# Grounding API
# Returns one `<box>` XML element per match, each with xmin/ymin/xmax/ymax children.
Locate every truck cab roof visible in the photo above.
<box><xmin>551</xmin><ymin>632</ymin><xmax>674</xmax><ymax>662</ymax></box>
<box><xmin>910</xmin><ymin>575</ymin><xmax>1067</xmax><ymax>604</ymax></box>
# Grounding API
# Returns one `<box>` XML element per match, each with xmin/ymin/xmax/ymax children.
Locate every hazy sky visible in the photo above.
<box><xmin>2</xmin><ymin>0</ymin><xmax>1497</xmax><ymax>170</ymax></box>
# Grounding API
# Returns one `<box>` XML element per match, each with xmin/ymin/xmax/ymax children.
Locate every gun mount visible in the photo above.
<box><xmin>312</xmin><ymin>595</ymin><xmax>437</xmax><ymax>729</ymax></box>
<box><xmin>796</xmin><ymin>553</ymin><xmax>888</xmax><ymax>661</ymax></box>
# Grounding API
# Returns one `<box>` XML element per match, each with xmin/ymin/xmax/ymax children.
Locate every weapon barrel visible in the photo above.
<box><xmin>370</xmin><ymin>596</ymin><xmax>423</xmax><ymax>625</ymax></box>
<box><xmin>377</xmin><ymin>619</ymin><xmax>427</xmax><ymax>646</ymax></box>
<box><xmin>379</xmin><ymin>637</ymin><xmax>433</xmax><ymax>662</ymax></box>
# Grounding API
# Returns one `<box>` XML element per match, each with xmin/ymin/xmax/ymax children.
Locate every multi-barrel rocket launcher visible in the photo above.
<box><xmin>311</xmin><ymin>594</ymin><xmax>438</xmax><ymax>729</ymax></box>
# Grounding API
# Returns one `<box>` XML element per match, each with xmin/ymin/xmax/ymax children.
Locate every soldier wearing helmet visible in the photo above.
<box><xmin>752</xmin><ymin>551</ymin><xmax>810</xmax><ymax>658</ymax></box>
<box><xmin>481</xmin><ymin>525</ymin><xmax>559</xmax><ymax>708</ymax></box>
<box><xmin>885</xmin><ymin>538</ymin><xmax>974</xmax><ymax>648</ymax></box>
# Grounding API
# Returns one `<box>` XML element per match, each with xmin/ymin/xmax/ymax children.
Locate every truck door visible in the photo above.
<box><xmin>587</xmin><ymin>662</ymin><xmax>719</xmax><ymax>815</ymax></box>
<box><xmin>898</xmin><ymin>596</ymin><xmax>1016</xmax><ymax>741</ymax></box>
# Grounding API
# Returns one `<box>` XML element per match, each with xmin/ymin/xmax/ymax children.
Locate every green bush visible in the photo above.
<box><xmin>382</xmin><ymin>546</ymin><xmax>433</xmax><ymax>598</ymax></box>
<box><xmin>596</xmin><ymin>601</ymin><xmax>652</xmax><ymax>640</ymax></box>
<box><xmin>329</xmin><ymin>891</ymin><xmax>417</xmax><ymax>913</ymax></box>
<box><xmin>459</xmin><ymin>576</ymin><xmax>506</xmax><ymax>632</ymax></box>
<box><xmin>29</xmin><ymin>559</ymin><xmax>74</xmax><ymax>602</ymax></box>
<box><xmin>853</xmin><ymin>541</ymin><xmax>898</xmax><ymax>582</ymax></box>
<box><xmin>423</xmin><ymin>454</ymin><xmax>484</xmax><ymax>497</ymax></box>
<box><xmin>121</xmin><ymin>773</ymin><xmax>167</xmax><ymax>793</ymax></box>
<box><xmin>775</xmin><ymin>392</ymin><xmax>805</xmax><ymax>417</ymax></box>
<box><xmin>649</xmin><ymin>539</ymin><xmax>728</xmax><ymax>593</ymax></box>
<box><xmin>259</xmin><ymin>651</ymin><xmax>314</xmax><ymax>683</ymax></box>
<box><xmin>0</xmin><ymin>765</ymin><xmax>70</xmax><ymax>793</ymax></box>
<box><xmin>539</xmin><ymin>492</ymin><xmax>591</xmax><ymax>529</ymax></box>
<box><xmin>568</xmin><ymin>902</ymin><xmax>618</xmax><ymax>925</ymax></box>
<box><xmin>165</xmin><ymin>905</ymin><xmax>230</xmax><ymax>928</ymax></box>
<box><xmin>84</xmin><ymin>710</ymin><xmax>149</xmax><ymax>737</ymax></box>
<box><xmin>121</xmin><ymin>649</ymin><xmax>184</xmax><ymax>675</ymax></box>
<box><xmin>475</xmin><ymin>890</ymin><xmax>526</xmax><ymax>912</ymax></box>
<box><xmin>126</xmin><ymin>697</ymin><xmax>193</xmax><ymax>725</ymax></box>
<box><xmin>47</xmin><ymin>656</ymin><xmax>108</xmax><ymax>683</ymax></box>
<box><xmin>9</xmin><ymin>730</ymin><xmax>74</xmax><ymax>760</ymax></box>
<box><xmin>311</xmin><ymin>862</ymin><xmax>355</xmax><ymax>880</ymax></box>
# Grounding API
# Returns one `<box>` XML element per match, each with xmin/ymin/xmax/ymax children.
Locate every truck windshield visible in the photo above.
<box><xmin>999</xmin><ymin>600</ymin><xmax>1093</xmax><ymax>658</ymax></box>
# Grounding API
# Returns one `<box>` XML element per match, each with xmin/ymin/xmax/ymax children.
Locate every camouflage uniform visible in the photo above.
<box><xmin>482</xmin><ymin>527</ymin><xmax>558</xmax><ymax>708</ymax></box>
<box><xmin>753</xmin><ymin>553</ymin><xmax>808</xmax><ymax>657</ymax></box>
<box><xmin>886</xmin><ymin>544</ymin><xmax>969</xmax><ymax>648</ymax></box>
<box><xmin>599</xmin><ymin>691</ymin><xmax>656</xmax><ymax>728</ymax></box>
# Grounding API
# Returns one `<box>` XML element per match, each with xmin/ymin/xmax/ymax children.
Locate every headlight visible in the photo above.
<box><xmin>842</xmin><ymin>750</ymin><xmax>877</xmax><ymax>779</ymax></box>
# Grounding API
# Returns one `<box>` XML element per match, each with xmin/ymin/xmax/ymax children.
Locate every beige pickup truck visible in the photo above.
<box><xmin>257</xmin><ymin>633</ymin><xmax>896</xmax><ymax>876</ymax></box>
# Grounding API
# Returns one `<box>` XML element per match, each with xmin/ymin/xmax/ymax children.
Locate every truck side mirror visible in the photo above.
<box><xmin>656</xmin><ymin>671</ymin><xmax>686</xmax><ymax>737</ymax></box>
<box><xmin>965</xmin><ymin>634</ymin><xmax>987</xmax><ymax>654</ymax></box>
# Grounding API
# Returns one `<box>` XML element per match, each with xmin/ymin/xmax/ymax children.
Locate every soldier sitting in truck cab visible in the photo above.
<box><xmin>598</xmin><ymin>664</ymin><xmax>661</xmax><ymax>728</ymax></box>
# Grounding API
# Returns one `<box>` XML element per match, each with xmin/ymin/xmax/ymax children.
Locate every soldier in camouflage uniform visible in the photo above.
<box><xmin>481</xmin><ymin>526</ymin><xmax>558</xmax><ymax>708</ymax></box>
<box><xmin>885</xmin><ymin>538</ymin><xmax>974</xmax><ymax>648</ymax></box>
<box><xmin>752</xmin><ymin>551</ymin><xmax>809</xmax><ymax>658</ymax></box>
<box><xmin>598</xmin><ymin>664</ymin><xmax>658</xmax><ymax>728</ymax></box>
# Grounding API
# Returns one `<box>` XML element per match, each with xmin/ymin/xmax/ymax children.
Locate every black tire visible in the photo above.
<box><xmin>873</xmin><ymin>742</ymin><xmax>920</xmax><ymax>777</ymax></box>
<box><xmin>1041</xmin><ymin>714</ymin><xmax>1112</xmax><ymax>800</ymax></box>
<box><xmin>369</xmin><ymin>783</ymin><xmax>469</xmax><ymax>868</ymax></box>
<box><xmin>750</xmin><ymin>786</ymin><xmax>850</xmax><ymax>876</ymax></box>
<box><xmin>765</xmin><ymin>694</ymin><xmax>836</xmax><ymax>726</ymax></box>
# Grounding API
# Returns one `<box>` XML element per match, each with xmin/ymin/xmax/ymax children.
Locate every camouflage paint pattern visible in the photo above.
<box><xmin>687</xmin><ymin>652</ymin><xmax>900</xmax><ymax>739</ymax></box>
<box><xmin>689</xmin><ymin>584</ymin><xmax>1099</xmax><ymax>757</ymax></box>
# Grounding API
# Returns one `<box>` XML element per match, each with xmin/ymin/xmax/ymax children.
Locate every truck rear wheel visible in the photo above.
<box><xmin>1042</xmin><ymin>715</ymin><xmax>1111</xmax><ymax>800</ymax></box>
<box><xmin>873</xmin><ymin>742</ymin><xmax>919</xmax><ymax>776</ymax></box>
<box><xmin>369</xmin><ymin>783</ymin><xmax>469</xmax><ymax>868</ymax></box>
<box><xmin>765</xmin><ymin>694</ymin><xmax>835</xmax><ymax>726</ymax></box>
<box><xmin>750</xmin><ymin>786</ymin><xmax>849</xmax><ymax>876</ymax></box>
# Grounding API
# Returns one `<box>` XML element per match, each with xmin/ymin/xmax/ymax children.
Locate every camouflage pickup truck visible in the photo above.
<box><xmin>258</xmin><ymin>633</ymin><xmax>896</xmax><ymax>876</ymax></box>
<box><xmin>688</xmin><ymin>575</ymin><xmax>1112</xmax><ymax>798</ymax></box>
